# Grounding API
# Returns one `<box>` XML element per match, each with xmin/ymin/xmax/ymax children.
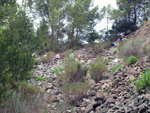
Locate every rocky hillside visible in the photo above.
<box><xmin>33</xmin><ymin>20</ymin><xmax>150</xmax><ymax>113</ymax></box>
<box><xmin>128</xmin><ymin>20</ymin><xmax>150</xmax><ymax>40</ymax></box>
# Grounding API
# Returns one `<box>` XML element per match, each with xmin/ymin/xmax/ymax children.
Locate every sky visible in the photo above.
<box><xmin>94</xmin><ymin>0</ymin><xmax>117</xmax><ymax>31</ymax></box>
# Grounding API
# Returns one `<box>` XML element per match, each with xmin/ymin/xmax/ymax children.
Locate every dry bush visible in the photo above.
<box><xmin>57</xmin><ymin>51</ymin><xmax>89</xmax><ymax>106</ymax></box>
<box><xmin>58</xmin><ymin>50</ymin><xmax>88</xmax><ymax>83</ymax></box>
<box><xmin>118</xmin><ymin>38</ymin><xmax>143</xmax><ymax>58</ymax></box>
<box><xmin>0</xmin><ymin>91</ymin><xmax>47</xmax><ymax>113</ymax></box>
<box><xmin>94</xmin><ymin>42</ymin><xmax>110</xmax><ymax>54</ymax></box>
<box><xmin>42</xmin><ymin>51</ymin><xmax>55</xmax><ymax>63</ymax></box>
<box><xmin>89</xmin><ymin>58</ymin><xmax>107</xmax><ymax>83</ymax></box>
<box><xmin>57</xmin><ymin>74</ymin><xmax>70</xmax><ymax>86</ymax></box>
<box><xmin>61</xmin><ymin>82</ymin><xmax>90</xmax><ymax>105</ymax></box>
<box><xmin>64</xmin><ymin>61</ymin><xmax>88</xmax><ymax>83</ymax></box>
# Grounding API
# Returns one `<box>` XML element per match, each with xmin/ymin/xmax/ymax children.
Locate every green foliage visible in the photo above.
<box><xmin>35</xmin><ymin>77</ymin><xmax>46</xmax><ymax>81</ymax></box>
<box><xmin>113</xmin><ymin>49</ymin><xmax>117</xmax><ymax>54</ymax></box>
<box><xmin>57</xmin><ymin>50</ymin><xmax>88</xmax><ymax>85</ymax></box>
<box><xmin>0</xmin><ymin>3</ymin><xmax>41</xmax><ymax>102</ymax></box>
<box><xmin>89</xmin><ymin>58</ymin><xmax>107</xmax><ymax>83</ymax></box>
<box><xmin>128</xmin><ymin>56</ymin><xmax>138</xmax><ymax>65</ymax></box>
<box><xmin>64</xmin><ymin>60</ymin><xmax>88</xmax><ymax>83</ymax></box>
<box><xmin>104</xmin><ymin>0</ymin><xmax>150</xmax><ymax>40</ymax></box>
<box><xmin>17</xmin><ymin>82</ymin><xmax>42</xmax><ymax>96</ymax></box>
<box><xmin>51</xmin><ymin>67</ymin><xmax>64</xmax><ymax>74</ymax></box>
<box><xmin>103</xmin><ymin>58</ymin><xmax>112</xmax><ymax>65</ymax></box>
<box><xmin>131</xmin><ymin>69</ymin><xmax>150</xmax><ymax>93</ymax></box>
<box><xmin>109</xmin><ymin>64</ymin><xmax>122</xmax><ymax>75</ymax></box>
<box><xmin>33</xmin><ymin>58</ymin><xmax>39</xmax><ymax>65</ymax></box>
<box><xmin>57</xmin><ymin>50</ymin><xmax>89</xmax><ymax>105</ymax></box>
<box><xmin>147</xmin><ymin>44</ymin><xmax>150</xmax><ymax>52</ymax></box>
<box><xmin>118</xmin><ymin>39</ymin><xmax>143</xmax><ymax>58</ymax></box>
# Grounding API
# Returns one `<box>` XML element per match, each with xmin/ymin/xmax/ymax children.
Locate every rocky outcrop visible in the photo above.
<box><xmin>33</xmin><ymin>41</ymin><xmax>150</xmax><ymax>113</ymax></box>
<box><xmin>76</xmin><ymin>53</ymin><xmax>150</xmax><ymax>113</ymax></box>
<box><xmin>128</xmin><ymin>20</ymin><xmax>150</xmax><ymax>40</ymax></box>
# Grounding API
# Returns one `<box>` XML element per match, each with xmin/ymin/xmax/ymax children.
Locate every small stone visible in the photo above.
<box><xmin>128</xmin><ymin>68</ymin><xmax>139</xmax><ymax>75</ymax></box>
<box><xmin>46</xmin><ymin>89</ymin><xmax>51</xmax><ymax>93</ymax></box>
<box><xmin>88</xmin><ymin>79</ymin><xmax>96</xmax><ymax>85</ymax></box>
<box><xmin>145</xmin><ymin>94</ymin><xmax>150</xmax><ymax>100</ymax></box>
<box><xmin>85</xmin><ymin>104</ymin><xmax>93</xmax><ymax>113</ymax></box>
<box><xmin>81</xmin><ymin>107</ymin><xmax>85</xmax><ymax>111</ymax></box>
<box><xmin>46</xmin><ymin>83</ymin><xmax>53</xmax><ymax>89</ymax></box>
<box><xmin>67</xmin><ymin>110</ymin><xmax>71</xmax><ymax>113</ymax></box>
<box><xmin>107</xmin><ymin>97</ymin><xmax>115</xmax><ymax>104</ymax></box>
<box><xmin>44</xmin><ymin>93</ymin><xmax>57</xmax><ymax>103</ymax></box>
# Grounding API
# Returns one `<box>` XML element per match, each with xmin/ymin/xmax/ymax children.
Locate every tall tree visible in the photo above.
<box><xmin>66</xmin><ymin>0</ymin><xmax>102</xmax><ymax>43</ymax></box>
<box><xmin>0</xmin><ymin>1</ymin><xmax>40</xmax><ymax>100</ymax></box>
<box><xmin>28</xmin><ymin>0</ymin><xmax>68</xmax><ymax>48</ymax></box>
<box><xmin>102</xmin><ymin>4</ymin><xmax>114</xmax><ymax>38</ymax></box>
<box><xmin>103</xmin><ymin>0</ymin><xmax>150</xmax><ymax>40</ymax></box>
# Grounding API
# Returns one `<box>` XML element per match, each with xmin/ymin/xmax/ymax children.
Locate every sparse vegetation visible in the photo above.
<box><xmin>51</xmin><ymin>67</ymin><xmax>64</xmax><ymax>74</ymax></box>
<box><xmin>35</xmin><ymin>77</ymin><xmax>46</xmax><ymax>81</ymax></box>
<box><xmin>89</xmin><ymin>58</ymin><xmax>107</xmax><ymax>83</ymax></box>
<box><xmin>131</xmin><ymin>69</ymin><xmax>150</xmax><ymax>93</ymax></box>
<box><xmin>147</xmin><ymin>44</ymin><xmax>150</xmax><ymax>52</ymax></box>
<box><xmin>60</xmin><ymin>50</ymin><xmax>88</xmax><ymax>83</ymax></box>
<box><xmin>17</xmin><ymin>82</ymin><xmax>42</xmax><ymax>96</ymax></box>
<box><xmin>42</xmin><ymin>51</ymin><xmax>55</xmax><ymax>63</ymax></box>
<box><xmin>103</xmin><ymin>58</ymin><xmax>112</xmax><ymax>65</ymax></box>
<box><xmin>128</xmin><ymin>56</ymin><xmax>138</xmax><ymax>65</ymax></box>
<box><xmin>113</xmin><ymin>49</ymin><xmax>117</xmax><ymax>54</ymax></box>
<box><xmin>109</xmin><ymin>64</ymin><xmax>122</xmax><ymax>75</ymax></box>
<box><xmin>56</xmin><ymin>50</ymin><xmax>89</xmax><ymax>106</ymax></box>
<box><xmin>61</xmin><ymin>82</ymin><xmax>90</xmax><ymax>105</ymax></box>
<box><xmin>0</xmin><ymin>91</ymin><xmax>47</xmax><ymax>113</ymax></box>
<box><xmin>94</xmin><ymin>42</ymin><xmax>111</xmax><ymax>54</ymax></box>
<box><xmin>33</xmin><ymin>58</ymin><xmax>39</xmax><ymax>65</ymax></box>
<box><xmin>118</xmin><ymin>39</ymin><xmax>143</xmax><ymax>58</ymax></box>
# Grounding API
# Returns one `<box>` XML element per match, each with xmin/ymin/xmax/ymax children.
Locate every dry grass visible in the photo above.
<box><xmin>89</xmin><ymin>57</ymin><xmax>107</xmax><ymax>83</ymax></box>
<box><xmin>93</xmin><ymin>42</ymin><xmax>111</xmax><ymax>54</ymax></box>
<box><xmin>118</xmin><ymin>38</ymin><xmax>144</xmax><ymax>58</ymax></box>
<box><xmin>61</xmin><ymin>82</ymin><xmax>90</xmax><ymax>105</ymax></box>
<box><xmin>0</xmin><ymin>91</ymin><xmax>47</xmax><ymax>113</ymax></box>
<box><xmin>42</xmin><ymin>51</ymin><xmax>55</xmax><ymax>63</ymax></box>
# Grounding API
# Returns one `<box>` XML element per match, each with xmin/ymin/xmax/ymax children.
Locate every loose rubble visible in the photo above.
<box><xmin>33</xmin><ymin>20</ymin><xmax>150</xmax><ymax>112</ymax></box>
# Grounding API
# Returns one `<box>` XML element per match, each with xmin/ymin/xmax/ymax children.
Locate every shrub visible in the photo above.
<box><xmin>147</xmin><ymin>44</ymin><xmax>150</xmax><ymax>52</ymax></box>
<box><xmin>61</xmin><ymin>50</ymin><xmax>88</xmax><ymax>83</ymax></box>
<box><xmin>57</xmin><ymin>74</ymin><xmax>70</xmax><ymax>86</ymax></box>
<box><xmin>109</xmin><ymin>64</ymin><xmax>122</xmax><ymax>75</ymax></box>
<box><xmin>42</xmin><ymin>51</ymin><xmax>55</xmax><ymax>63</ymax></box>
<box><xmin>131</xmin><ymin>69</ymin><xmax>150</xmax><ymax>93</ymax></box>
<box><xmin>94</xmin><ymin>42</ymin><xmax>111</xmax><ymax>54</ymax></box>
<box><xmin>64</xmin><ymin>60</ymin><xmax>88</xmax><ymax>83</ymax></box>
<box><xmin>57</xmin><ymin>50</ymin><xmax>89</xmax><ymax>106</ymax></box>
<box><xmin>61</xmin><ymin>82</ymin><xmax>90</xmax><ymax>105</ymax></box>
<box><xmin>17</xmin><ymin>82</ymin><xmax>42</xmax><ymax>97</ymax></box>
<box><xmin>118</xmin><ymin>38</ymin><xmax>143</xmax><ymax>58</ymax></box>
<box><xmin>128</xmin><ymin>56</ymin><xmax>138</xmax><ymax>65</ymax></box>
<box><xmin>113</xmin><ymin>49</ymin><xmax>117</xmax><ymax>54</ymax></box>
<box><xmin>35</xmin><ymin>77</ymin><xmax>46</xmax><ymax>81</ymax></box>
<box><xmin>103</xmin><ymin>58</ymin><xmax>112</xmax><ymax>65</ymax></box>
<box><xmin>33</xmin><ymin>58</ymin><xmax>39</xmax><ymax>65</ymax></box>
<box><xmin>0</xmin><ymin>11</ymin><xmax>40</xmax><ymax>102</ymax></box>
<box><xmin>51</xmin><ymin>67</ymin><xmax>64</xmax><ymax>74</ymax></box>
<box><xmin>0</xmin><ymin>91</ymin><xmax>47</xmax><ymax>113</ymax></box>
<box><xmin>89</xmin><ymin>59</ymin><xmax>107</xmax><ymax>83</ymax></box>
